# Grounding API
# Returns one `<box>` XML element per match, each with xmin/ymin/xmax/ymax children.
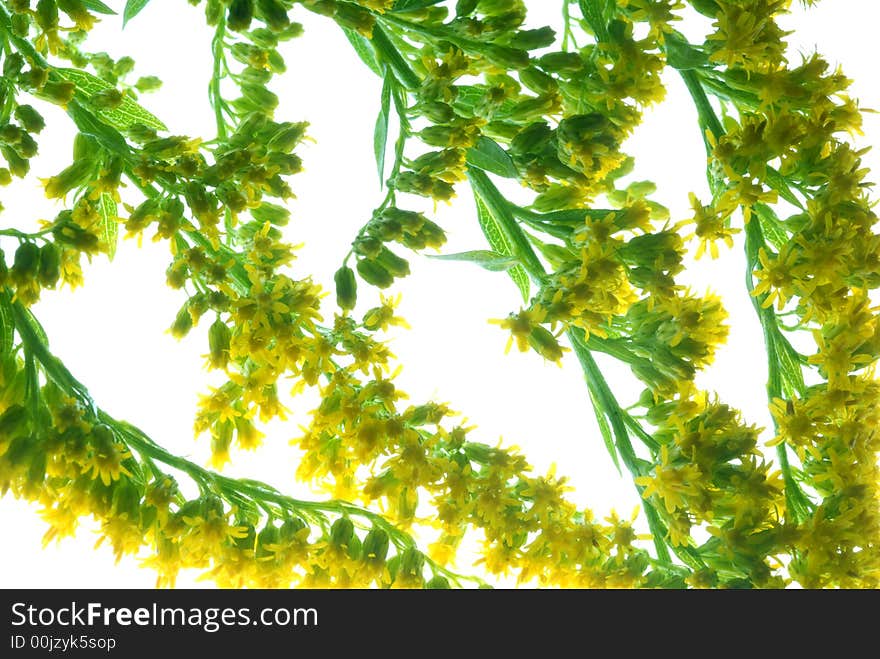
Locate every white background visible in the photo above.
<box><xmin>1</xmin><ymin>1</ymin><xmax>878</xmax><ymax>587</ymax></box>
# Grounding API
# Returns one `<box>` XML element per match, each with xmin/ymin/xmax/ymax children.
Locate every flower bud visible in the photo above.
<box><xmin>42</xmin><ymin>159</ymin><xmax>95</xmax><ymax>199</ymax></box>
<box><xmin>0</xmin><ymin>124</ymin><xmax>24</xmax><ymax>145</ymax></box>
<box><xmin>170</xmin><ymin>303</ymin><xmax>194</xmax><ymax>339</ymax></box>
<box><xmin>135</xmin><ymin>76</ymin><xmax>162</xmax><ymax>92</ymax></box>
<box><xmin>35</xmin><ymin>0</ymin><xmax>59</xmax><ymax>30</ymax></box>
<box><xmin>240</xmin><ymin>83</ymin><xmax>279</xmax><ymax>111</ymax></box>
<box><xmin>509</xmin><ymin>27</ymin><xmax>556</xmax><ymax>51</ymax></box>
<box><xmin>482</xmin><ymin>44</ymin><xmax>530</xmax><ymax>70</ymax></box>
<box><xmin>417</xmin><ymin>101</ymin><xmax>456</xmax><ymax>124</ymax></box>
<box><xmin>12</xmin><ymin>242</ymin><xmax>40</xmax><ymax>282</ymax></box>
<box><xmin>1</xmin><ymin>145</ymin><xmax>28</xmax><ymax>177</ymax></box>
<box><xmin>361</xmin><ymin>528</ymin><xmax>390</xmax><ymax>564</ymax></box>
<box><xmin>509</xmin><ymin>121</ymin><xmax>553</xmax><ymax>157</ymax></box>
<box><xmin>537</xmin><ymin>51</ymin><xmax>583</xmax><ymax>73</ymax></box>
<box><xmin>37</xmin><ymin>243</ymin><xmax>61</xmax><ymax>288</ymax></box>
<box><xmin>352</xmin><ymin>236</ymin><xmax>383</xmax><ymax>259</ymax></box>
<box><xmin>2</xmin><ymin>53</ymin><xmax>25</xmax><ymax>79</ymax></box>
<box><xmin>330</xmin><ymin>517</ymin><xmax>354</xmax><ymax>548</ymax></box>
<box><xmin>0</xmin><ymin>404</ymin><xmax>28</xmax><ymax>437</ymax></box>
<box><xmin>14</xmin><ymin>105</ymin><xmax>45</xmax><ymax>133</ymax></box>
<box><xmin>251</xmin><ymin>202</ymin><xmax>290</xmax><ymax>226</ymax></box>
<box><xmin>356</xmin><ymin>258</ymin><xmax>394</xmax><ymax>289</ymax></box>
<box><xmin>227</xmin><ymin>0</ymin><xmax>255</xmax><ymax>32</ymax></box>
<box><xmin>20</xmin><ymin>67</ymin><xmax>50</xmax><ymax>91</ymax></box>
<box><xmin>334</xmin><ymin>265</ymin><xmax>357</xmax><ymax>311</ymax></box>
<box><xmin>333</xmin><ymin>3</ymin><xmax>374</xmax><ymax>38</ymax></box>
<box><xmin>456</xmin><ymin>0</ymin><xmax>477</xmax><ymax>15</ymax></box>
<box><xmin>528</xmin><ymin>325</ymin><xmax>565</xmax><ymax>363</ymax></box>
<box><xmin>426</xmin><ymin>575</ymin><xmax>451</xmax><ymax>589</ymax></box>
<box><xmin>13</xmin><ymin>131</ymin><xmax>38</xmax><ymax>159</ymax></box>
<box><xmin>376</xmin><ymin>247</ymin><xmax>410</xmax><ymax>278</ymax></box>
<box><xmin>519</xmin><ymin>66</ymin><xmax>558</xmax><ymax>95</ymax></box>
<box><xmin>257</xmin><ymin>0</ymin><xmax>290</xmax><ymax>31</ymax></box>
<box><xmin>267</xmin><ymin>121</ymin><xmax>308</xmax><ymax>152</ymax></box>
<box><xmin>255</xmin><ymin>525</ymin><xmax>280</xmax><ymax>559</ymax></box>
<box><xmin>39</xmin><ymin>80</ymin><xmax>77</xmax><ymax>106</ymax></box>
<box><xmin>249</xmin><ymin>28</ymin><xmax>279</xmax><ymax>50</ymax></box>
<box><xmin>208</xmin><ymin>319</ymin><xmax>232</xmax><ymax>369</ymax></box>
<box><xmin>280</xmin><ymin>517</ymin><xmax>307</xmax><ymax>541</ymax></box>
<box><xmin>397</xmin><ymin>546</ymin><xmax>425</xmax><ymax>581</ymax></box>
<box><xmin>89</xmin><ymin>88</ymin><xmax>124</xmax><ymax>110</ymax></box>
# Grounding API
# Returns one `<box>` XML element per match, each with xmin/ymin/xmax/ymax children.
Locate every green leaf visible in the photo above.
<box><xmin>588</xmin><ymin>385</ymin><xmax>621</xmax><ymax>474</ymax></box>
<box><xmin>770</xmin><ymin>328</ymin><xmax>806</xmax><ymax>398</ymax></box>
<box><xmin>466</xmin><ymin>137</ymin><xmax>518</xmax><ymax>179</ymax></box>
<box><xmin>474</xmin><ymin>196</ymin><xmax>530</xmax><ymax>302</ymax></box>
<box><xmin>123</xmin><ymin>0</ymin><xmax>151</xmax><ymax>26</ymax></box>
<box><xmin>0</xmin><ymin>295</ymin><xmax>14</xmax><ymax>358</ymax></box>
<box><xmin>764</xmin><ymin>166</ymin><xmax>805</xmax><ymax>210</ymax></box>
<box><xmin>753</xmin><ymin>203</ymin><xmax>789</xmax><ymax>251</ymax></box>
<box><xmin>12</xmin><ymin>301</ymin><xmax>48</xmax><ymax>346</ymax></box>
<box><xmin>468</xmin><ymin>167</ymin><xmax>545</xmax><ymax>280</ymax></box>
<box><xmin>80</xmin><ymin>0</ymin><xmax>116</xmax><ymax>14</ymax></box>
<box><xmin>578</xmin><ymin>0</ymin><xmax>610</xmax><ymax>42</ymax></box>
<box><xmin>67</xmin><ymin>102</ymin><xmax>131</xmax><ymax>155</ymax></box>
<box><xmin>428</xmin><ymin>250</ymin><xmax>519</xmax><ymax>272</ymax></box>
<box><xmin>664</xmin><ymin>31</ymin><xmax>709</xmax><ymax>70</ymax></box>
<box><xmin>58</xmin><ymin>68</ymin><xmax>166</xmax><ymax>132</ymax></box>
<box><xmin>374</xmin><ymin>75</ymin><xmax>392</xmax><ymax>186</ymax></box>
<box><xmin>370</xmin><ymin>26</ymin><xmax>421</xmax><ymax>90</ymax></box>
<box><xmin>11</xmin><ymin>303</ymin><xmax>93</xmax><ymax>410</ymax></box>
<box><xmin>98</xmin><ymin>194</ymin><xmax>119</xmax><ymax>261</ymax></box>
<box><xmin>342</xmin><ymin>27</ymin><xmax>382</xmax><ymax>77</ymax></box>
<box><xmin>392</xmin><ymin>0</ymin><xmax>445</xmax><ymax>11</ymax></box>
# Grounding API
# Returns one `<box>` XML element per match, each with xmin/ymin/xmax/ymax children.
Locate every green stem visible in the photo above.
<box><xmin>561</xmin><ymin>0</ymin><xmax>578</xmax><ymax>51</ymax></box>
<box><xmin>210</xmin><ymin>14</ymin><xmax>229</xmax><ymax>142</ymax></box>
<box><xmin>568</xmin><ymin>327</ymin><xmax>684</xmax><ymax>566</ymax></box>
<box><xmin>743</xmin><ymin>219</ymin><xmax>814</xmax><ymax>524</ymax></box>
<box><xmin>679</xmin><ymin>69</ymin><xmax>724</xmax><ymax>143</ymax></box>
<box><xmin>679</xmin><ymin>66</ymin><xmax>814</xmax><ymax>525</ymax></box>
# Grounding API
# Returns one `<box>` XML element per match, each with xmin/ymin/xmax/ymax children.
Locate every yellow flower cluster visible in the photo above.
<box><xmin>1</xmin><ymin>0</ymin><xmax>877</xmax><ymax>590</ymax></box>
<box><xmin>295</xmin><ymin>363</ymin><xmax>668</xmax><ymax>587</ymax></box>
<box><xmin>683</xmin><ymin>0</ymin><xmax>880</xmax><ymax>586</ymax></box>
<box><xmin>0</xmin><ymin>318</ymin><xmax>471</xmax><ymax>588</ymax></box>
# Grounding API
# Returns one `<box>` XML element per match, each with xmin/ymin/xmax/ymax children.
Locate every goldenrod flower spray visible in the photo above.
<box><xmin>0</xmin><ymin>0</ymin><xmax>877</xmax><ymax>589</ymax></box>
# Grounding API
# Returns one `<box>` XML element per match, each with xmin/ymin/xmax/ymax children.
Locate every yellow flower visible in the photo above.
<box><xmin>362</xmin><ymin>293</ymin><xmax>409</xmax><ymax>332</ymax></box>
<box><xmin>635</xmin><ymin>446</ymin><xmax>703</xmax><ymax>513</ymax></box>
<box><xmin>751</xmin><ymin>246</ymin><xmax>799</xmax><ymax>310</ymax></box>
<box><xmin>489</xmin><ymin>306</ymin><xmax>547</xmax><ymax>353</ymax></box>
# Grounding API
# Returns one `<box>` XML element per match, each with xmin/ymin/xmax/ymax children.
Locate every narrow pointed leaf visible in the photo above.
<box><xmin>393</xmin><ymin>0</ymin><xmax>445</xmax><ymax>10</ymax></box>
<box><xmin>374</xmin><ymin>75</ymin><xmax>392</xmax><ymax>185</ymax></box>
<box><xmin>474</xmin><ymin>195</ymin><xmax>530</xmax><ymax>302</ymax></box>
<box><xmin>123</xmin><ymin>0</ymin><xmax>151</xmax><ymax>26</ymax></box>
<box><xmin>342</xmin><ymin>27</ymin><xmax>382</xmax><ymax>76</ymax></box>
<box><xmin>428</xmin><ymin>250</ymin><xmax>519</xmax><ymax>272</ymax></box>
<box><xmin>58</xmin><ymin>68</ymin><xmax>166</xmax><ymax>131</ymax></box>
<box><xmin>466</xmin><ymin>137</ymin><xmax>518</xmax><ymax>179</ymax></box>
<box><xmin>80</xmin><ymin>0</ymin><xmax>116</xmax><ymax>14</ymax></box>
<box><xmin>98</xmin><ymin>194</ymin><xmax>119</xmax><ymax>261</ymax></box>
<box><xmin>0</xmin><ymin>295</ymin><xmax>13</xmax><ymax>357</ymax></box>
<box><xmin>589</xmin><ymin>386</ymin><xmax>621</xmax><ymax>474</ymax></box>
